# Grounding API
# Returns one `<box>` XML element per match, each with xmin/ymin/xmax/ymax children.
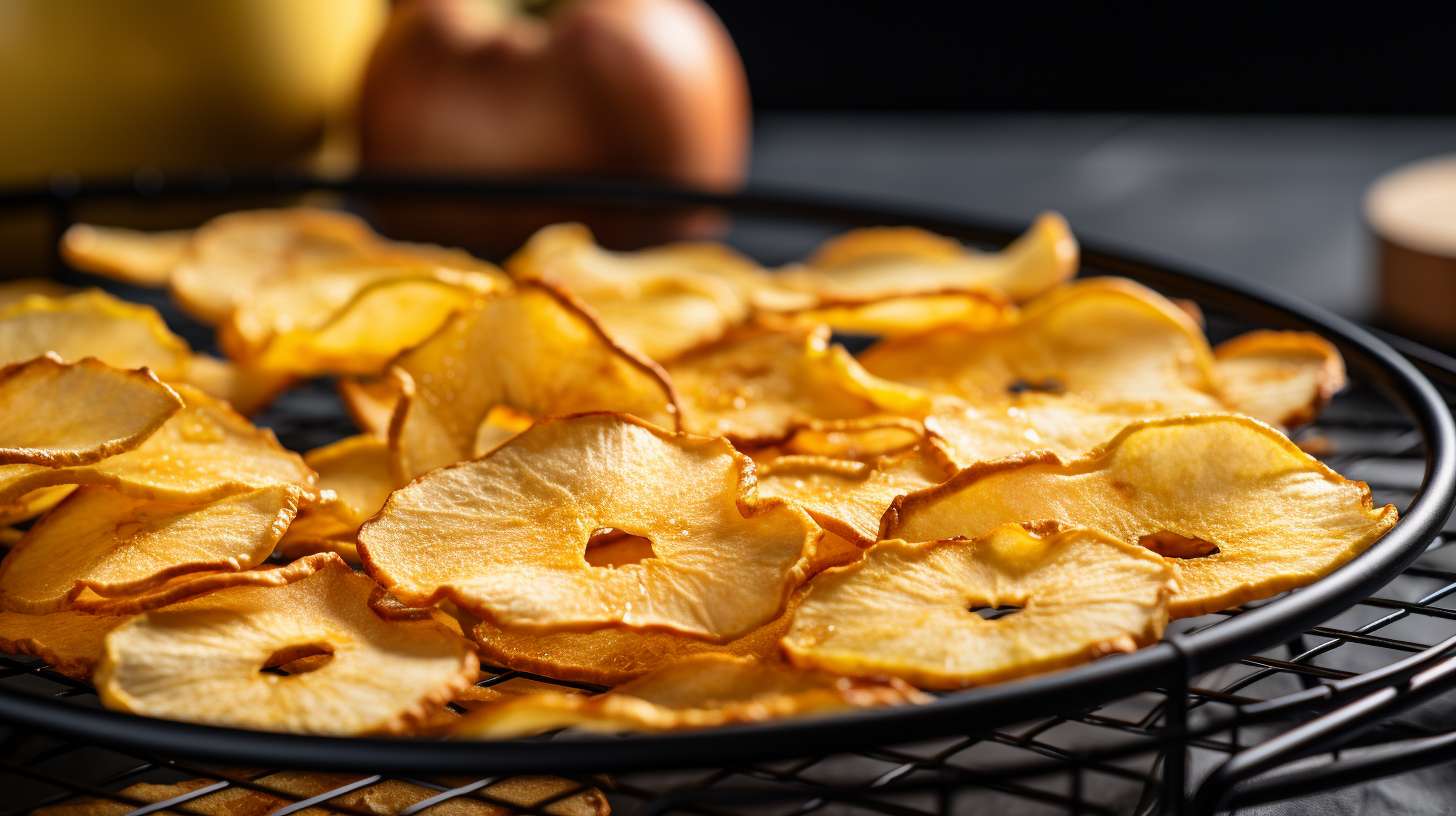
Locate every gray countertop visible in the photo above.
<box><xmin>751</xmin><ymin>113</ymin><xmax>1456</xmax><ymax>320</ymax></box>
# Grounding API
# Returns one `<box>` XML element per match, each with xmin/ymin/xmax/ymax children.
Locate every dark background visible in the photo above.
<box><xmin>708</xmin><ymin>3</ymin><xmax>1456</xmax><ymax>113</ymax></box>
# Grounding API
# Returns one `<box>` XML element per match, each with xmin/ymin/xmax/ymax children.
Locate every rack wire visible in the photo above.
<box><xmin>1</xmin><ymin>178</ymin><xmax>1455</xmax><ymax>814</ymax></box>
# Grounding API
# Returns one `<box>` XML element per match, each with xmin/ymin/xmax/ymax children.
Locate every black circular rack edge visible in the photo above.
<box><xmin>1</xmin><ymin>175</ymin><xmax>1455</xmax><ymax>815</ymax></box>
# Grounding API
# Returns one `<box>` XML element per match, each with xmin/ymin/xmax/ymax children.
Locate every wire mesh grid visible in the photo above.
<box><xmin>1</xmin><ymin>180</ymin><xmax>1454</xmax><ymax>815</ymax></box>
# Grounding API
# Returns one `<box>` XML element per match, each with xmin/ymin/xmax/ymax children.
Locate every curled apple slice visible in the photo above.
<box><xmin>508</xmin><ymin>222</ymin><xmax>756</xmax><ymax>360</ymax></box>
<box><xmin>0</xmin><ymin>384</ymin><xmax>314</xmax><ymax>505</ymax></box>
<box><xmin>1214</xmin><ymin>330</ymin><xmax>1347</xmax><ymax>427</ymax></box>
<box><xmin>470</xmin><ymin>589</ymin><xmax>806</xmax><ymax>685</ymax></box>
<box><xmin>860</xmin><ymin>277</ymin><xmax>1220</xmax><ymax>408</ymax></box>
<box><xmin>386</xmin><ymin>283</ymin><xmax>679</xmax><ymax>480</ymax></box>
<box><xmin>0</xmin><ymin>484</ymin><xmax>301</xmax><ymax>614</ymax></box>
<box><xmin>756</xmin><ymin>446</ymin><xmax>953</xmax><ymax>547</ymax></box>
<box><xmin>775</xmin><ymin>212</ymin><xmax>1077</xmax><ymax>304</ymax></box>
<box><xmin>453</xmin><ymin>654</ymin><xmax>928</xmax><ymax>737</ymax></box>
<box><xmin>667</xmin><ymin>324</ymin><xmax>932</xmax><ymax>444</ymax></box>
<box><xmin>883</xmin><ymin>415</ymin><xmax>1399</xmax><ymax>617</ymax></box>
<box><xmin>0</xmin><ymin>608</ymin><xmax>131</xmax><ymax>680</ymax></box>
<box><xmin>0</xmin><ymin>355</ymin><xmax>181</xmax><ymax>467</ymax></box>
<box><xmin>60</xmin><ymin>224</ymin><xmax>192</xmax><ymax>288</ymax></box>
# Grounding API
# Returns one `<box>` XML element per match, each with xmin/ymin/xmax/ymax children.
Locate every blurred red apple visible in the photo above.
<box><xmin>358</xmin><ymin>0</ymin><xmax>749</xmax><ymax>249</ymax></box>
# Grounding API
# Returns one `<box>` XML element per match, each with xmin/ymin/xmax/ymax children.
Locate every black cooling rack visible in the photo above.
<box><xmin>1</xmin><ymin>177</ymin><xmax>1455</xmax><ymax>815</ymax></box>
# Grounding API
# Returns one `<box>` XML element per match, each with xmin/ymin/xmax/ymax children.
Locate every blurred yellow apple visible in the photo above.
<box><xmin>0</xmin><ymin>0</ymin><xmax>385</xmax><ymax>184</ymax></box>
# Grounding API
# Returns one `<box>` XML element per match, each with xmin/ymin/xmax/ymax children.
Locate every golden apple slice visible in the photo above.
<box><xmin>0</xmin><ymin>608</ymin><xmax>131</xmax><ymax>680</ymax></box>
<box><xmin>0</xmin><ymin>384</ymin><xmax>314</xmax><ymax>505</ymax></box>
<box><xmin>666</xmin><ymin>324</ymin><xmax>933</xmax><ymax>444</ymax></box>
<box><xmin>360</xmin><ymin>413</ymin><xmax>818</xmax><ymax>641</ymax></box>
<box><xmin>0</xmin><ymin>355</ymin><xmax>181</xmax><ymax>466</ymax></box>
<box><xmin>782</xmin><ymin>525</ymin><xmax>1173</xmax><ymax>689</ymax></box>
<box><xmin>453</xmin><ymin>654</ymin><xmax>928</xmax><ymax>737</ymax></box>
<box><xmin>775</xmin><ymin>212</ymin><xmax>1077</xmax><ymax>304</ymax></box>
<box><xmin>1214</xmin><ymin>330</ymin><xmax>1347</xmax><ymax>427</ymax></box>
<box><xmin>883</xmin><ymin>415</ymin><xmax>1399</xmax><ymax>617</ymax></box>
<box><xmin>386</xmin><ymin>283</ymin><xmax>679</xmax><ymax>480</ymax></box>
<box><xmin>0</xmin><ymin>484</ymin><xmax>301</xmax><ymax>614</ymax></box>
<box><xmin>95</xmin><ymin>556</ymin><xmax>477</xmax><ymax>735</ymax></box>
<box><xmin>60</xmin><ymin>224</ymin><xmax>192</xmax><ymax>287</ymax></box>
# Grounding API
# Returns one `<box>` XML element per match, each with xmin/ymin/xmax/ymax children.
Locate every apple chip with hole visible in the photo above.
<box><xmin>666</xmin><ymin>324</ymin><xmax>933</xmax><ymax>444</ymax></box>
<box><xmin>360</xmin><ymin>413</ymin><xmax>818</xmax><ymax>641</ymax></box>
<box><xmin>508</xmin><ymin>222</ymin><xmax>757</xmax><ymax>360</ymax></box>
<box><xmin>0</xmin><ymin>384</ymin><xmax>314</xmax><ymax>505</ymax></box>
<box><xmin>782</xmin><ymin>525</ymin><xmax>1174</xmax><ymax>689</ymax></box>
<box><xmin>860</xmin><ymin>278</ymin><xmax>1221</xmax><ymax>408</ymax></box>
<box><xmin>1214</xmin><ymin>330</ymin><xmax>1347</xmax><ymax>427</ymax></box>
<box><xmin>0</xmin><ymin>355</ymin><xmax>181</xmax><ymax>467</ymax></box>
<box><xmin>773</xmin><ymin>212</ymin><xmax>1077</xmax><ymax>305</ymax></box>
<box><xmin>454</xmin><ymin>653</ymin><xmax>928</xmax><ymax>737</ymax></box>
<box><xmin>0</xmin><ymin>484</ymin><xmax>301</xmax><ymax>614</ymax></box>
<box><xmin>386</xmin><ymin>283</ymin><xmax>679</xmax><ymax>480</ymax></box>
<box><xmin>883</xmin><ymin>415</ymin><xmax>1399</xmax><ymax>617</ymax></box>
<box><xmin>95</xmin><ymin>556</ymin><xmax>477</xmax><ymax>735</ymax></box>
<box><xmin>0</xmin><ymin>608</ymin><xmax>132</xmax><ymax>680</ymax></box>
<box><xmin>755</xmin><ymin>446</ymin><xmax>954</xmax><ymax>547</ymax></box>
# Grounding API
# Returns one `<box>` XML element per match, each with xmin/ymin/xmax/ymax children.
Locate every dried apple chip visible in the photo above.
<box><xmin>169</xmin><ymin>208</ymin><xmax>379</xmax><ymax>324</ymax></box>
<box><xmin>277</xmin><ymin>435</ymin><xmax>397</xmax><ymax>563</ymax></box>
<box><xmin>0</xmin><ymin>484</ymin><xmax>301</xmax><ymax>614</ymax></box>
<box><xmin>923</xmin><ymin>394</ymin><xmax>1173</xmax><ymax>469</ymax></box>
<box><xmin>0</xmin><ymin>355</ymin><xmax>181</xmax><ymax>466</ymax></box>
<box><xmin>667</xmin><ymin>324</ymin><xmax>932</xmax><ymax>444</ymax></box>
<box><xmin>509</xmin><ymin>223</ymin><xmax>755</xmax><ymax>360</ymax></box>
<box><xmin>775</xmin><ymin>212</ymin><xmax>1077</xmax><ymax>304</ymax></box>
<box><xmin>0</xmin><ymin>289</ymin><xmax>191</xmax><ymax>374</ymax></box>
<box><xmin>95</xmin><ymin>556</ymin><xmax>477</xmax><ymax>734</ymax></box>
<box><xmin>860</xmin><ymin>278</ymin><xmax>1221</xmax><ymax>409</ymax></box>
<box><xmin>774</xmin><ymin>291</ymin><xmax>1017</xmax><ymax>336</ymax></box>
<box><xmin>387</xmin><ymin>283</ymin><xmax>679</xmax><ymax>479</ymax></box>
<box><xmin>360</xmin><ymin>413</ymin><xmax>818</xmax><ymax>641</ymax></box>
<box><xmin>71</xmin><ymin>552</ymin><xmax>337</xmax><ymax>616</ymax></box>
<box><xmin>471</xmin><ymin>589</ymin><xmax>807</xmax><ymax>685</ymax></box>
<box><xmin>338</xmin><ymin>371</ymin><xmax>404</xmax><ymax>436</ymax></box>
<box><xmin>455</xmin><ymin>653</ymin><xmax>929</xmax><ymax>737</ymax></box>
<box><xmin>0</xmin><ymin>287</ymin><xmax>276</xmax><ymax>412</ymax></box>
<box><xmin>776</xmin><ymin>417</ymin><xmax>926</xmax><ymax>460</ymax></box>
<box><xmin>0</xmin><ymin>608</ymin><xmax>130</xmax><ymax>679</ymax></box>
<box><xmin>756</xmin><ymin>447</ymin><xmax>953</xmax><ymax>546</ymax></box>
<box><xmin>1215</xmin><ymin>330</ymin><xmax>1347</xmax><ymax>427</ymax></box>
<box><xmin>222</xmin><ymin>266</ymin><xmax>502</xmax><ymax>376</ymax></box>
<box><xmin>0</xmin><ymin>384</ymin><xmax>313</xmax><ymax>505</ymax></box>
<box><xmin>0</xmin><ymin>278</ymin><xmax>74</xmax><ymax>308</ymax></box>
<box><xmin>60</xmin><ymin>223</ymin><xmax>192</xmax><ymax>287</ymax></box>
<box><xmin>178</xmin><ymin>354</ymin><xmax>291</xmax><ymax>416</ymax></box>
<box><xmin>782</xmin><ymin>525</ymin><xmax>1173</xmax><ymax>689</ymax></box>
<box><xmin>883</xmin><ymin>415</ymin><xmax>1399</xmax><ymax>617</ymax></box>
<box><xmin>0</xmin><ymin>485</ymin><xmax>74</xmax><ymax>526</ymax></box>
